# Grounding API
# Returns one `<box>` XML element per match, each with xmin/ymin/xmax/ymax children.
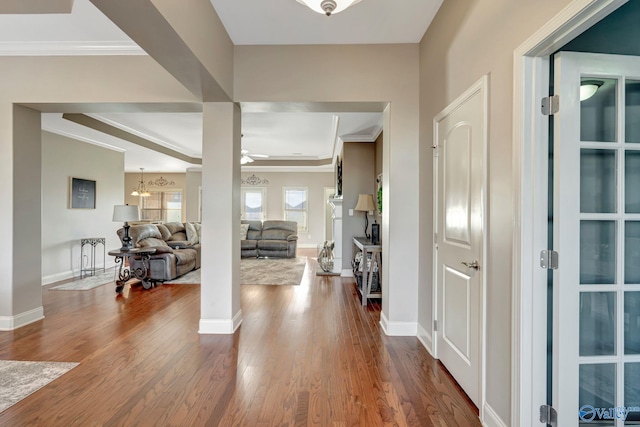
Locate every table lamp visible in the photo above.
<box><xmin>354</xmin><ymin>194</ymin><xmax>375</xmax><ymax>240</ymax></box>
<box><xmin>113</xmin><ymin>204</ymin><xmax>140</xmax><ymax>250</ymax></box>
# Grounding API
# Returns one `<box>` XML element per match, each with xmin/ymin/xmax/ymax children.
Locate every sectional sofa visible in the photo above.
<box><xmin>241</xmin><ymin>220</ymin><xmax>298</xmax><ymax>258</ymax></box>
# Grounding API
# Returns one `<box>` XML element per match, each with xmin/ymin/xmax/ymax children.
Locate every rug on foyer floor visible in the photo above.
<box><xmin>0</xmin><ymin>360</ymin><xmax>79</xmax><ymax>413</ymax></box>
<box><xmin>49</xmin><ymin>268</ymin><xmax>116</xmax><ymax>291</ymax></box>
<box><xmin>164</xmin><ymin>256</ymin><xmax>308</xmax><ymax>286</ymax></box>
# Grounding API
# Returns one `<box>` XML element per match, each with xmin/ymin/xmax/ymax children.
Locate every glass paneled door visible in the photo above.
<box><xmin>553</xmin><ymin>52</ymin><xmax>640</xmax><ymax>426</ymax></box>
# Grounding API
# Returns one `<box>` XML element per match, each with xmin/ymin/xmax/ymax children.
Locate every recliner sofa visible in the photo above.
<box><xmin>117</xmin><ymin>222</ymin><xmax>201</xmax><ymax>283</ymax></box>
<box><xmin>241</xmin><ymin>220</ymin><xmax>298</xmax><ymax>258</ymax></box>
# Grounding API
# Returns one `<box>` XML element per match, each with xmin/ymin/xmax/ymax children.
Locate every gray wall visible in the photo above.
<box><xmin>41</xmin><ymin>131</ymin><xmax>124</xmax><ymax>284</ymax></box>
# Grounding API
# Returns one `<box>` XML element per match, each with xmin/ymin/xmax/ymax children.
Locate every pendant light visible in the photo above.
<box><xmin>131</xmin><ymin>168</ymin><xmax>151</xmax><ymax>197</ymax></box>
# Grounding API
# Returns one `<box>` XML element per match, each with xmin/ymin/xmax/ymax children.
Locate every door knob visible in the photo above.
<box><xmin>461</xmin><ymin>260</ymin><xmax>480</xmax><ymax>271</ymax></box>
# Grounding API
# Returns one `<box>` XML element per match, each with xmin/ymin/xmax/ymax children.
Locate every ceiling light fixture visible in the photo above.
<box><xmin>296</xmin><ymin>0</ymin><xmax>362</xmax><ymax>16</ymax></box>
<box><xmin>241</xmin><ymin>150</ymin><xmax>254</xmax><ymax>165</ymax></box>
<box><xmin>580</xmin><ymin>80</ymin><xmax>604</xmax><ymax>101</ymax></box>
<box><xmin>131</xmin><ymin>168</ymin><xmax>151</xmax><ymax>197</ymax></box>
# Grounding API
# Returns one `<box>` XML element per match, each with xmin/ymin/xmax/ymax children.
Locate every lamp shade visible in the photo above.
<box><xmin>354</xmin><ymin>194</ymin><xmax>375</xmax><ymax>212</ymax></box>
<box><xmin>112</xmin><ymin>205</ymin><xmax>140</xmax><ymax>222</ymax></box>
<box><xmin>296</xmin><ymin>0</ymin><xmax>362</xmax><ymax>16</ymax></box>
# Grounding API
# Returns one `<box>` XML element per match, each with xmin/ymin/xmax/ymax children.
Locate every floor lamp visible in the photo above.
<box><xmin>354</xmin><ymin>194</ymin><xmax>375</xmax><ymax>240</ymax></box>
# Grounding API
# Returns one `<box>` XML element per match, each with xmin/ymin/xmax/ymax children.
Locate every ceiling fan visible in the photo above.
<box><xmin>241</xmin><ymin>149</ymin><xmax>269</xmax><ymax>164</ymax></box>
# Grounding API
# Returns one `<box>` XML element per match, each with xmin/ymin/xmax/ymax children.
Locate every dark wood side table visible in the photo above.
<box><xmin>108</xmin><ymin>247</ymin><xmax>157</xmax><ymax>294</ymax></box>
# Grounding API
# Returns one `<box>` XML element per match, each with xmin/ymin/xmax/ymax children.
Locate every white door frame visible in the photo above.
<box><xmin>512</xmin><ymin>0</ymin><xmax>628</xmax><ymax>425</ymax></box>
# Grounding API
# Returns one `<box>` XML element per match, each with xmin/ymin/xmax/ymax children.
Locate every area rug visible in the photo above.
<box><xmin>0</xmin><ymin>360</ymin><xmax>79</xmax><ymax>413</ymax></box>
<box><xmin>49</xmin><ymin>268</ymin><xmax>115</xmax><ymax>291</ymax></box>
<box><xmin>164</xmin><ymin>257</ymin><xmax>308</xmax><ymax>286</ymax></box>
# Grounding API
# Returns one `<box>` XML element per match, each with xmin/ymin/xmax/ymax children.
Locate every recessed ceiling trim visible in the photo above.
<box><xmin>89</xmin><ymin>113</ymin><xmax>196</xmax><ymax>157</ymax></box>
<box><xmin>62</xmin><ymin>113</ymin><xmax>202</xmax><ymax>165</ymax></box>
<box><xmin>341</xmin><ymin>124</ymin><xmax>383</xmax><ymax>142</ymax></box>
<box><xmin>0</xmin><ymin>41</ymin><xmax>146</xmax><ymax>56</ymax></box>
<box><xmin>243</xmin><ymin>165</ymin><xmax>333</xmax><ymax>173</ymax></box>
<box><xmin>247</xmin><ymin>157</ymin><xmax>333</xmax><ymax>167</ymax></box>
<box><xmin>41</xmin><ymin>127</ymin><xmax>126</xmax><ymax>153</ymax></box>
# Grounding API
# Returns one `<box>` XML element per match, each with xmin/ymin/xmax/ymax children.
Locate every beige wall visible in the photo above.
<box><xmin>341</xmin><ymin>143</ymin><xmax>376</xmax><ymax>269</ymax></box>
<box><xmin>418</xmin><ymin>0</ymin><xmax>573</xmax><ymax>421</ymax></box>
<box><xmin>185</xmin><ymin>169</ymin><xmax>202</xmax><ymax>222</ymax></box>
<box><xmin>42</xmin><ymin>131</ymin><xmax>125</xmax><ymax>283</ymax></box>
<box><xmin>0</xmin><ymin>55</ymin><xmax>197</xmax><ymax>325</ymax></box>
<box><xmin>235</xmin><ymin>43</ymin><xmax>421</xmax><ymax>330</ymax></box>
<box><xmin>240</xmin><ymin>171</ymin><xmax>334</xmax><ymax>247</ymax></box>
<box><xmin>152</xmin><ymin>0</ymin><xmax>234</xmax><ymax>99</ymax></box>
<box><xmin>124</xmin><ymin>172</ymin><xmax>187</xmax><ymax>221</ymax></box>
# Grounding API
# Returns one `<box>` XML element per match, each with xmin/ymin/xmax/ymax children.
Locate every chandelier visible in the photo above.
<box><xmin>296</xmin><ymin>0</ymin><xmax>362</xmax><ymax>16</ymax></box>
<box><xmin>131</xmin><ymin>168</ymin><xmax>151</xmax><ymax>197</ymax></box>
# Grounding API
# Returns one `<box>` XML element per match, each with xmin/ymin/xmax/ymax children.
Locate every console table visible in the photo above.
<box><xmin>80</xmin><ymin>237</ymin><xmax>105</xmax><ymax>278</ymax></box>
<box><xmin>108</xmin><ymin>247</ymin><xmax>157</xmax><ymax>294</ymax></box>
<box><xmin>352</xmin><ymin>237</ymin><xmax>382</xmax><ymax>306</ymax></box>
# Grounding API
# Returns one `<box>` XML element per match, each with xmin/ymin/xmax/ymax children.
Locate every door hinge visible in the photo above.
<box><xmin>539</xmin><ymin>404</ymin><xmax>557</xmax><ymax>426</ymax></box>
<box><xmin>540</xmin><ymin>250</ymin><xmax>559</xmax><ymax>270</ymax></box>
<box><xmin>433</xmin><ymin>320</ymin><xmax>438</xmax><ymax>332</ymax></box>
<box><xmin>433</xmin><ymin>146</ymin><xmax>439</xmax><ymax>157</ymax></box>
<box><xmin>541</xmin><ymin>95</ymin><xmax>559</xmax><ymax>115</ymax></box>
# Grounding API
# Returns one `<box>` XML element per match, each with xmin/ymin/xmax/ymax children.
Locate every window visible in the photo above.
<box><xmin>140</xmin><ymin>190</ymin><xmax>183</xmax><ymax>222</ymax></box>
<box><xmin>284</xmin><ymin>187</ymin><xmax>308</xmax><ymax>232</ymax></box>
<box><xmin>242</xmin><ymin>187</ymin><xmax>266</xmax><ymax>221</ymax></box>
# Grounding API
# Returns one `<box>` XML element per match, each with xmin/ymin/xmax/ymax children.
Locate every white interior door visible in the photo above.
<box><xmin>553</xmin><ymin>51</ymin><xmax>640</xmax><ymax>426</ymax></box>
<box><xmin>433</xmin><ymin>76</ymin><xmax>487</xmax><ymax>407</ymax></box>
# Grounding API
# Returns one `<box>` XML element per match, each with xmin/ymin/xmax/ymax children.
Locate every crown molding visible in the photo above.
<box><xmin>41</xmin><ymin>127</ymin><xmax>126</xmax><ymax>153</ymax></box>
<box><xmin>0</xmin><ymin>41</ymin><xmax>146</xmax><ymax>56</ymax></box>
<box><xmin>340</xmin><ymin>124</ymin><xmax>383</xmax><ymax>142</ymax></box>
<box><xmin>88</xmin><ymin>113</ymin><xmax>198</xmax><ymax>157</ymax></box>
<box><xmin>242</xmin><ymin>165</ymin><xmax>333</xmax><ymax>173</ymax></box>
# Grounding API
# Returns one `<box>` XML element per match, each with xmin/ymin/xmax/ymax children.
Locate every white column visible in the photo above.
<box><xmin>199</xmin><ymin>102</ymin><xmax>242</xmax><ymax>334</ymax></box>
<box><xmin>0</xmin><ymin>105</ymin><xmax>43</xmax><ymax>331</ymax></box>
<box><xmin>328</xmin><ymin>197</ymin><xmax>344</xmax><ymax>275</ymax></box>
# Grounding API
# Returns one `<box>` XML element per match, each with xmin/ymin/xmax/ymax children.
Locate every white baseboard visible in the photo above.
<box><xmin>483</xmin><ymin>402</ymin><xmax>508</xmax><ymax>427</ymax></box>
<box><xmin>199</xmin><ymin>309</ymin><xmax>243</xmax><ymax>334</ymax></box>
<box><xmin>42</xmin><ymin>269</ymin><xmax>74</xmax><ymax>286</ymax></box>
<box><xmin>42</xmin><ymin>263</ymin><xmax>116</xmax><ymax>286</ymax></box>
<box><xmin>340</xmin><ymin>269</ymin><xmax>353</xmax><ymax>277</ymax></box>
<box><xmin>379</xmin><ymin>311</ymin><xmax>418</xmax><ymax>336</ymax></box>
<box><xmin>417</xmin><ymin>323</ymin><xmax>434</xmax><ymax>357</ymax></box>
<box><xmin>0</xmin><ymin>306</ymin><xmax>44</xmax><ymax>331</ymax></box>
<box><xmin>298</xmin><ymin>243</ymin><xmax>318</xmax><ymax>249</ymax></box>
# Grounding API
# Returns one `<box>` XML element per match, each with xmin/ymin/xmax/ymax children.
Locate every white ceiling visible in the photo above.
<box><xmin>210</xmin><ymin>0</ymin><xmax>443</xmax><ymax>45</ymax></box>
<box><xmin>0</xmin><ymin>0</ymin><xmax>440</xmax><ymax>172</ymax></box>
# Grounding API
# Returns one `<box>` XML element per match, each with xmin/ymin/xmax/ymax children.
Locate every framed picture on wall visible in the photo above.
<box><xmin>69</xmin><ymin>177</ymin><xmax>96</xmax><ymax>209</ymax></box>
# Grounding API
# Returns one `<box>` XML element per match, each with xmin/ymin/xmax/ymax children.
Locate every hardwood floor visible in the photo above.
<box><xmin>0</xmin><ymin>250</ymin><xmax>480</xmax><ymax>426</ymax></box>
